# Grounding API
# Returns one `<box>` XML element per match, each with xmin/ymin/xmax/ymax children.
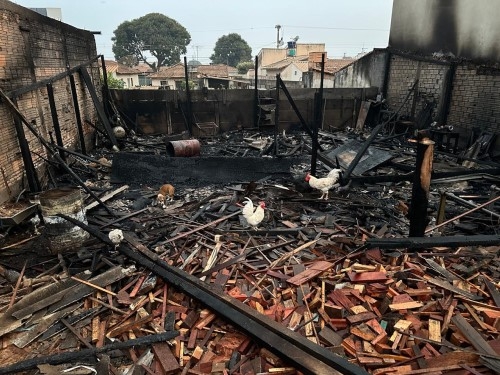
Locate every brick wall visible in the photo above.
<box><xmin>386</xmin><ymin>54</ymin><xmax>449</xmax><ymax>121</ymax></box>
<box><xmin>0</xmin><ymin>1</ymin><xmax>100</xmax><ymax>203</ymax></box>
<box><xmin>447</xmin><ymin>65</ymin><xmax>500</xmax><ymax>141</ymax></box>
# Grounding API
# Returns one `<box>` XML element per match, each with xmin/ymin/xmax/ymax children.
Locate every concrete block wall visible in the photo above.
<box><xmin>447</xmin><ymin>65</ymin><xmax>500</xmax><ymax>141</ymax></box>
<box><xmin>333</xmin><ymin>49</ymin><xmax>387</xmax><ymax>90</ymax></box>
<box><xmin>0</xmin><ymin>1</ymin><xmax>99</xmax><ymax>203</ymax></box>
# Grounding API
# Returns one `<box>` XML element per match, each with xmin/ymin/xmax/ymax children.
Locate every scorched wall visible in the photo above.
<box><xmin>0</xmin><ymin>0</ymin><xmax>100</xmax><ymax>203</ymax></box>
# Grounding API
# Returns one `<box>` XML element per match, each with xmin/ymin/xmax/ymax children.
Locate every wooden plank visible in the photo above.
<box><xmin>389</xmin><ymin>301</ymin><xmax>424</xmax><ymax>311</ymax></box>
<box><xmin>451</xmin><ymin>313</ymin><xmax>497</xmax><ymax>356</ymax></box>
<box><xmin>286</xmin><ymin>261</ymin><xmax>334</xmax><ymax>286</ymax></box>
<box><xmin>428</xmin><ymin>319</ymin><xmax>441</xmax><ymax>342</ymax></box>
<box><xmin>348</xmin><ymin>271</ymin><xmax>388</xmax><ymax>283</ymax></box>
<box><xmin>85</xmin><ymin>185</ymin><xmax>129</xmax><ymax>211</ymax></box>
<box><xmin>152</xmin><ymin>343</ymin><xmax>180</xmax><ymax>374</ymax></box>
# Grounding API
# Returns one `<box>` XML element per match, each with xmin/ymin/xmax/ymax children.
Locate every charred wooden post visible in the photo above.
<box><xmin>278</xmin><ymin>77</ymin><xmax>322</xmax><ymax>150</ymax></box>
<box><xmin>10</xmin><ymin>97</ymin><xmax>41</xmax><ymax>193</ymax></box>
<box><xmin>253</xmin><ymin>55</ymin><xmax>258</xmax><ymax>128</ymax></box>
<box><xmin>183</xmin><ymin>56</ymin><xmax>193</xmax><ymax>136</ymax></box>
<box><xmin>78</xmin><ymin>67</ymin><xmax>119</xmax><ymax>151</ymax></box>
<box><xmin>46</xmin><ymin>83</ymin><xmax>66</xmax><ymax>162</ymax></box>
<box><xmin>274</xmin><ymin>74</ymin><xmax>280</xmax><ymax>156</ymax></box>
<box><xmin>409</xmin><ymin>135</ymin><xmax>435</xmax><ymax>237</ymax></box>
<box><xmin>69</xmin><ymin>74</ymin><xmax>87</xmax><ymax>155</ymax></box>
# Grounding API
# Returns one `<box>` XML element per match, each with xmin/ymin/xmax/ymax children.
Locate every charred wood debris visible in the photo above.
<box><xmin>1</xmin><ymin>125</ymin><xmax>500</xmax><ymax>375</ymax></box>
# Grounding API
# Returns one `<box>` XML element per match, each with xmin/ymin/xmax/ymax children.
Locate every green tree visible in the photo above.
<box><xmin>236</xmin><ymin>61</ymin><xmax>254</xmax><ymax>75</ymax></box>
<box><xmin>105</xmin><ymin>73</ymin><xmax>125</xmax><ymax>89</ymax></box>
<box><xmin>112</xmin><ymin>13</ymin><xmax>191</xmax><ymax>71</ymax></box>
<box><xmin>210</xmin><ymin>33</ymin><xmax>252</xmax><ymax>67</ymax></box>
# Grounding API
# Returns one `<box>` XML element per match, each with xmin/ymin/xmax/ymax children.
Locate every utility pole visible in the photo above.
<box><xmin>275</xmin><ymin>25</ymin><xmax>281</xmax><ymax>48</ymax></box>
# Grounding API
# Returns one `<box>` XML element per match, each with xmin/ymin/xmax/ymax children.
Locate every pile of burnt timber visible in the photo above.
<box><xmin>0</xmin><ymin>130</ymin><xmax>500</xmax><ymax>375</ymax></box>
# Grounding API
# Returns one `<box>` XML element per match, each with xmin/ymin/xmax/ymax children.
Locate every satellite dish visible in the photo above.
<box><xmin>293</xmin><ymin>36</ymin><xmax>299</xmax><ymax>42</ymax></box>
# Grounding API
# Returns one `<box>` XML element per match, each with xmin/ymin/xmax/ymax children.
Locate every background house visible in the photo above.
<box><xmin>104</xmin><ymin>60</ymin><xmax>141</xmax><ymax>88</ymax></box>
<box><xmin>149</xmin><ymin>63</ymin><xmax>186</xmax><ymax>89</ymax></box>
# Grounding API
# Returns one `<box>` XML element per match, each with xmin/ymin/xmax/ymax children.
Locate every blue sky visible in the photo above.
<box><xmin>13</xmin><ymin>0</ymin><xmax>394</xmax><ymax>63</ymax></box>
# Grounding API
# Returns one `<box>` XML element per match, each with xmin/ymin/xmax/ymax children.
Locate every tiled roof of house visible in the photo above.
<box><xmin>264</xmin><ymin>56</ymin><xmax>309</xmax><ymax>70</ymax></box>
<box><xmin>149</xmin><ymin>63</ymin><xmax>185</xmax><ymax>78</ymax></box>
<box><xmin>149</xmin><ymin>63</ymin><xmax>238</xmax><ymax>79</ymax></box>
<box><xmin>323</xmin><ymin>58</ymin><xmax>356</xmax><ymax>73</ymax></box>
<box><xmin>135</xmin><ymin>63</ymin><xmax>155</xmax><ymax>74</ymax></box>
<box><xmin>197</xmin><ymin>64</ymin><xmax>237</xmax><ymax>78</ymax></box>
<box><xmin>104</xmin><ymin>60</ymin><xmax>141</xmax><ymax>74</ymax></box>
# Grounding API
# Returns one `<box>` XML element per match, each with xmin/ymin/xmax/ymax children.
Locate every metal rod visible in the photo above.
<box><xmin>425</xmin><ymin>193</ymin><xmax>500</xmax><ymax>233</ymax></box>
<box><xmin>444</xmin><ymin>191</ymin><xmax>500</xmax><ymax>220</ymax></box>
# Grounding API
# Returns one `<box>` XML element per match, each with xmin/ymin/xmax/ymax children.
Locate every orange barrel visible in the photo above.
<box><xmin>166</xmin><ymin>139</ymin><xmax>201</xmax><ymax>157</ymax></box>
<box><xmin>39</xmin><ymin>187</ymin><xmax>90</xmax><ymax>254</ymax></box>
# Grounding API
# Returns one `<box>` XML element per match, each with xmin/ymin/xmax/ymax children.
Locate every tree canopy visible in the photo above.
<box><xmin>112</xmin><ymin>13</ymin><xmax>191</xmax><ymax>71</ymax></box>
<box><xmin>210</xmin><ymin>33</ymin><xmax>252</xmax><ymax>67</ymax></box>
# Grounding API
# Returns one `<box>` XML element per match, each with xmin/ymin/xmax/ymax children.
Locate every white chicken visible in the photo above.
<box><xmin>108</xmin><ymin>229</ymin><xmax>124</xmax><ymax>248</ymax></box>
<box><xmin>241</xmin><ymin>198</ymin><xmax>266</xmax><ymax>229</ymax></box>
<box><xmin>305</xmin><ymin>168</ymin><xmax>342</xmax><ymax>200</ymax></box>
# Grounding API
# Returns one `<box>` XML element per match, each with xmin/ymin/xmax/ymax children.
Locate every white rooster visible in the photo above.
<box><xmin>241</xmin><ymin>197</ymin><xmax>266</xmax><ymax>229</ymax></box>
<box><xmin>305</xmin><ymin>168</ymin><xmax>342</xmax><ymax>200</ymax></box>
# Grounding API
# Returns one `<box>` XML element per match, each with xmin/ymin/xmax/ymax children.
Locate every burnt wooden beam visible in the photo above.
<box><xmin>343</xmin><ymin>80</ymin><xmax>418</xmax><ymax>182</ymax></box>
<box><xmin>46</xmin><ymin>82</ymin><xmax>66</xmax><ymax>162</ymax></box>
<box><xmin>78</xmin><ymin>67</ymin><xmax>119</xmax><ymax>150</ymax></box>
<box><xmin>409</xmin><ymin>136</ymin><xmax>435</xmax><ymax>237</ymax></box>
<box><xmin>278</xmin><ymin>76</ymin><xmax>322</xmax><ymax>150</ymax></box>
<box><xmin>9</xmin><ymin>97</ymin><xmax>41</xmax><ymax>192</ymax></box>
<box><xmin>366</xmin><ymin>235</ymin><xmax>500</xmax><ymax>250</ymax></box>
<box><xmin>69</xmin><ymin>74</ymin><xmax>87</xmax><ymax>155</ymax></box>
<box><xmin>0</xmin><ymin>331</ymin><xmax>178</xmax><ymax>375</ymax></box>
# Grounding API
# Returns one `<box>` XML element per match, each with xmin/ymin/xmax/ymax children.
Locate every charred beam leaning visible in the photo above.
<box><xmin>278</xmin><ymin>76</ymin><xmax>323</xmax><ymax>151</ymax></box>
<box><xmin>69</xmin><ymin>74</ymin><xmax>87</xmax><ymax>155</ymax></box>
<box><xmin>119</xmin><ymin>236</ymin><xmax>367</xmax><ymax>375</ymax></box>
<box><xmin>9</xmin><ymin>97</ymin><xmax>41</xmax><ymax>193</ymax></box>
<box><xmin>343</xmin><ymin>80</ymin><xmax>418</xmax><ymax>182</ymax></box>
<box><xmin>78</xmin><ymin>67</ymin><xmax>119</xmax><ymax>151</ymax></box>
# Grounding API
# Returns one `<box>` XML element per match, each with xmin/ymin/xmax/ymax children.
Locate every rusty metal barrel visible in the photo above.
<box><xmin>166</xmin><ymin>139</ymin><xmax>201</xmax><ymax>157</ymax></box>
<box><xmin>39</xmin><ymin>187</ymin><xmax>90</xmax><ymax>254</ymax></box>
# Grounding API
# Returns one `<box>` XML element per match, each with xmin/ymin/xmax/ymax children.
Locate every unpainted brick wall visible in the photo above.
<box><xmin>386</xmin><ymin>55</ymin><xmax>448</xmax><ymax>122</ymax></box>
<box><xmin>0</xmin><ymin>1</ymin><xmax>100</xmax><ymax>203</ymax></box>
<box><xmin>447</xmin><ymin>65</ymin><xmax>500</xmax><ymax>142</ymax></box>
